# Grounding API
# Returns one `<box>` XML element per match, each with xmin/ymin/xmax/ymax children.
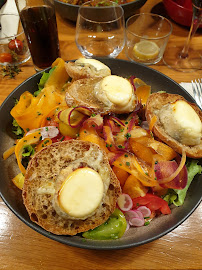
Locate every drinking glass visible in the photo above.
<box><xmin>163</xmin><ymin>0</ymin><xmax>202</xmax><ymax>72</ymax></box>
<box><xmin>15</xmin><ymin>0</ymin><xmax>60</xmax><ymax>71</ymax></box>
<box><xmin>0</xmin><ymin>14</ymin><xmax>30</xmax><ymax>66</ymax></box>
<box><xmin>126</xmin><ymin>13</ymin><xmax>172</xmax><ymax>65</ymax></box>
<box><xmin>75</xmin><ymin>0</ymin><xmax>125</xmax><ymax>58</ymax></box>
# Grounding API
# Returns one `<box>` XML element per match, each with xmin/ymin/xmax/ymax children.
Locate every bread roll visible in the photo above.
<box><xmin>145</xmin><ymin>92</ymin><xmax>202</xmax><ymax>158</ymax></box>
<box><xmin>22</xmin><ymin>140</ymin><xmax>121</xmax><ymax>235</ymax></box>
<box><xmin>65</xmin><ymin>76</ymin><xmax>137</xmax><ymax>115</ymax></box>
<box><xmin>65</xmin><ymin>58</ymin><xmax>111</xmax><ymax>80</ymax></box>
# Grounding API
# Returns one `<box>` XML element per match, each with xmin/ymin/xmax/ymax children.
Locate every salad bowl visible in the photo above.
<box><xmin>0</xmin><ymin>58</ymin><xmax>201</xmax><ymax>250</ymax></box>
<box><xmin>54</xmin><ymin>0</ymin><xmax>147</xmax><ymax>22</ymax></box>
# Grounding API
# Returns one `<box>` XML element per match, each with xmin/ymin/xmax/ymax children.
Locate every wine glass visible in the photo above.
<box><xmin>75</xmin><ymin>0</ymin><xmax>125</xmax><ymax>59</ymax></box>
<box><xmin>163</xmin><ymin>0</ymin><xmax>202</xmax><ymax>72</ymax></box>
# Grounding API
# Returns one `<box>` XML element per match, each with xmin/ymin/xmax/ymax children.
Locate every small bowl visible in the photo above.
<box><xmin>163</xmin><ymin>0</ymin><xmax>193</xmax><ymax>27</ymax></box>
<box><xmin>54</xmin><ymin>0</ymin><xmax>147</xmax><ymax>22</ymax></box>
<box><xmin>0</xmin><ymin>14</ymin><xmax>30</xmax><ymax>66</ymax></box>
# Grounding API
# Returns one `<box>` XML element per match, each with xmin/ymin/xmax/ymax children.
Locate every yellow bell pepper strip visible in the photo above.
<box><xmin>11</xmin><ymin>86</ymin><xmax>66</xmax><ymax>132</ymax></box>
<box><xmin>15</xmin><ymin>131</ymin><xmax>42</xmax><ymax>175</ymax></box>
<box><xmin>3</xmin><ymin>145</ymin><xmax>15</xmax><ymax>160</ymax></box>
<box><xmin>45</xmin><ymin>58</ymin><xmax>69</xmax><ymax>92</ymax></box>
<box><xmin>12</xmin><ymin>173</ymin><xmax>25</xmax><ymax>190</ymax></box>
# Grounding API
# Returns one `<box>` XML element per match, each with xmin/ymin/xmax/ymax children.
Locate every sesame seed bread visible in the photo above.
<box><xmin>22</xmin><ymin>140</ymin><xmax>121</xmax><ymax>235</ymax></box>
<box><xmin>145</xmin><ymin>92</ymin><xmax>202</xmax><ymax>158</ymax></box>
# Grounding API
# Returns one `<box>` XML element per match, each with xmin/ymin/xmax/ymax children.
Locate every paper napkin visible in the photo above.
<box><xmin>0</xmin><ymin>0</ymin><xmax>19</xmax><ymax>40</ymax></box>
<box><xmin>180</xmin><ymin>82</ymin><xmax>194</xmax><ymax>99</ymax></box>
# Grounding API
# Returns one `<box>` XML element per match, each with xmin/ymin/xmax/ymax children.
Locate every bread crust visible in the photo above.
<box><xmin>65</xmin><ymin>61</ymin><xmax>111</xmax><ymax>80</ymax></box>
<box><xmin>23</xmin><ymin>140</ymin><xmax>121</xmax><ymax>235</ymax></box>
<box><xmin>145</xmin><ymin>92</ymin><xmax>202</xmax><ymax>158</ymax></box>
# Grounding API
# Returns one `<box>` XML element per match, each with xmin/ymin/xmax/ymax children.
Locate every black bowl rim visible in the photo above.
<box><xmin>54</xmin><ymin>0</ymin><xmax>147</xmax><ymax>8</ymax></box>
<box><xmin>0</xmin><ymin>58</ymin><xmax>201</xmax><ymax>250</ymax></box>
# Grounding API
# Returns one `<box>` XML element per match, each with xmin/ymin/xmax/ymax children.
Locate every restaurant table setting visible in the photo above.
<box><xmin>0</xmin><ymin>0</ymin><xmax>201</xmax><ymax>269</ymax></box>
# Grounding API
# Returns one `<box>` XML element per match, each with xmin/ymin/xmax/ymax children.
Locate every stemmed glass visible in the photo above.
<box><xmin>75</xmin><ymin>0</ymin><xmax>125</xmax><ymax>58</ymax></box>
<box><xmin>163</xmin><ymin>0</ymin><xmax>202</xmax><ymax>72</ymax></box>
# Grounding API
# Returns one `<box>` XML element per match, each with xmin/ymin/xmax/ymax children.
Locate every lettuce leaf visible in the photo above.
<box><xmin>34</xmin><ymin>67</ymin><xmax>56</xmax><ymax>97</ymax></box>
<box><xmin>163</xmin><ymin>160</ymin><xmax>202</xmax><ymax>206</ymax></box>
<box><xmin>12</xmin><ymin>119</ymin><xmax>24</xmax><ymax>138</ymax></box>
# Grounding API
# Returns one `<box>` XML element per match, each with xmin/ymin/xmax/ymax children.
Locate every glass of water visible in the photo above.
<box><xmin>75</xmin><ymin>0</ymin><xmax>125</xmax><ymax>58</ymax></box>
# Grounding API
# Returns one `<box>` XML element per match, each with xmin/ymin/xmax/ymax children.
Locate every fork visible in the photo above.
<box><xmin>191</xmin><ymin>79</ymin><xmax>202</xmax><ymax>110</ymax></box>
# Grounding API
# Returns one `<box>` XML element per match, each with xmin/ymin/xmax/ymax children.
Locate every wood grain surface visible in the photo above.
<box><xmin>0</xmin><ymin>0</ymin><xmax>201</xmax><ymax>269</ymax></box>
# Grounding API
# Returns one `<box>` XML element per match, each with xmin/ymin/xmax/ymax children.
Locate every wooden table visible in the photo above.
<box><xmin>0</xmin><ymin>0</ymin><xmax>201</xmax><ymax>269</ymax></box>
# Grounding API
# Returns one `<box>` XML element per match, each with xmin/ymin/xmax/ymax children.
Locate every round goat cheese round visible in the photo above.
<box><xmin>58</xmin><ymin>168</ymin><xmax>104</xmax><ymax>218</ymax></box>
<box><xmin>159</xmin><ymin>100</ymin><xmax>202</xmax><ymax>146</ymax></box>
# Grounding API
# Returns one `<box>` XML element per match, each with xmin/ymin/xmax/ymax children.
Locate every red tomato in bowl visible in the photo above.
<box><xmin>8</xmin><ymin>39</ymin><xmax>23</xmax><ymax>54</ymax></box>
<box><xmin>0</xmin><ymin>53</ymin><xmax>12</xmax><ymax>63</ymax></box>
<box><xmin>132</xmin><ymin>194</ymin><xmax>171</xmax><ymax>215</ymax></box>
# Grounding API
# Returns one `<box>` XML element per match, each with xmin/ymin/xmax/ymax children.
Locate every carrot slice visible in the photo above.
<box><xmin>15</xmin><ymin>131</ymin><xmax>42</xmax><ymax>175</ymax></box>
<box><xmin>113</xmin><ymin>154</ymin><xmax>158</xmax><ymax>187</ymax></box>
<box><xmin>135</xmin><ymin>137</ymin><xmax>177</xmax><ymax>161</ymax></box>
<box><xmin>3</xmin><ymin>145</ymin><xmax>15</xmax><ymax>160</ymax></box>
<box><xmin>130</xmin><ymin>140</ymin><xmax>154</xmax><ymax>165</ymax></box>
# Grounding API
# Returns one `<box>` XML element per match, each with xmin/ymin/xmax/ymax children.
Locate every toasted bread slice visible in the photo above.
<box><xmin>145</xmin><ymin>92</ymin><xmax>202</xmax><ymax>158</ymax></box>
<box><xmin>22</xmin><ymin>140</ymin><xmax>121</xmax><ymax>235</ymax></box>
<box><xmin>65</xmin><ymin>76</ymin><xmax>137</xmax><ymax>115</ymax></box>
<box><xmin>65</xmin><ymin>77</ymin><xmax>107</xmax><ymax>114</ymax></box>
<box><xmin>65</xmin><ymin>58</ymin><xmax>111</xmax><ymax>80</ymax></box>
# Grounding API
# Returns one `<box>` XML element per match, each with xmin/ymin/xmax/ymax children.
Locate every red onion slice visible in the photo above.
<box><xmin>109</xmin><ymin>116</ymin><xmax>125</xmax><ymax>127</ymax></box>
<box><xmin>135</xmin><ymin>210</ymin><xmax>144</xmax><ymax>220</ymax></box>
<box><xmin>129</xmin><ymin>76</ymin><xmax>136</xmax><ymax>92</ymax></box>
<box><xmin>68</xmin><ymin>108</ymin><xmax>88</xmax><ymax>128</ymax></box>
<box><xmin>129</xmin><ymin>217</ymin><xmax>145</xmax><ymax>227</ymax></box>
<box><xmin>137</xmin><ymin>206</ymin><xmax>151</xmax><ymax>218</ymax></box>
<box><xmin>124</xmin><ymin>210</ymin><xmax>140</xmax><ymax>221</ymax></box>
<box><xmin>117</xmin><ymin>194</ymin><xmax>133</xmax><ymax>212</ymax></box>
<box><xmin>26</xmin><ymin>126</ymin><xmax>59</xmax><ymax>140</ymax></box>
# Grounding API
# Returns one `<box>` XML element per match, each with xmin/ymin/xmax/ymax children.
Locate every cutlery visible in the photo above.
<box><xmin>192</xmin><ymin>79</ymin><xmax>202</xmax><ymax>110</ymax></box>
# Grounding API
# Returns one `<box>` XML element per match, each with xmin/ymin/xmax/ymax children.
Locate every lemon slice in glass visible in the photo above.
<box><xmin>133</xmin><ymin>41</ymin><xmax>160</xmax><ymax>61</ymax></box>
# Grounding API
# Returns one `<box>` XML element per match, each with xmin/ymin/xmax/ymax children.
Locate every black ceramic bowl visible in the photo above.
<box><xmin>54</xmin><ymin>0</ymin><xmax>147</xmax><ymax>22</ymax></box>
<box><xmin>0</xmin><ymin>58</ymin><xmax>201</xmax><ymax>250</ymax></box>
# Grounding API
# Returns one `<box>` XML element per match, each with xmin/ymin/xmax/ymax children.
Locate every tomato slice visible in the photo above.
<box><xmin>132</xmin><ymin>193</ymin><xmax>171</xmax><ymax>215</ymax></box>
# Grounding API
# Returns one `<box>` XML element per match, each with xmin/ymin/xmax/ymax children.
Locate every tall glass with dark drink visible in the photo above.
<box><xmin>15</xmin><ymin>0</ymin><xmax>60</xmax><ymax>71</ymax></box>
